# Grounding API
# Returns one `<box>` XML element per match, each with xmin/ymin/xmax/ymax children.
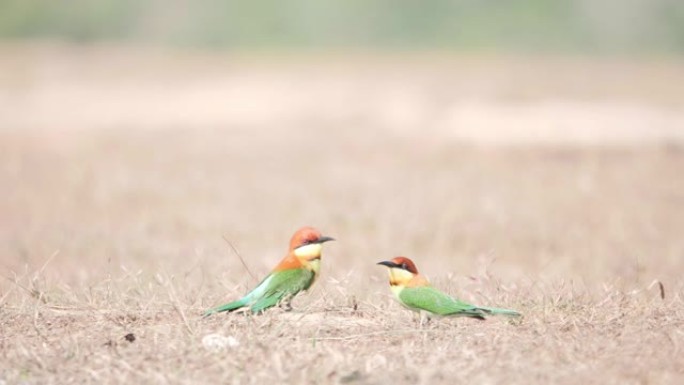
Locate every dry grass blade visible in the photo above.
<box><xmin>222</xmin><ymin>234</ymin><xmax>257</xmax><ymax>282</ymax></box>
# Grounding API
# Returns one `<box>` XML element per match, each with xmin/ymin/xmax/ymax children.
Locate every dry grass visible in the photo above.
<box><xmin>1</xmin><ymin>43</ymin><xmax>684</xmax><ymax>384</ymax></box>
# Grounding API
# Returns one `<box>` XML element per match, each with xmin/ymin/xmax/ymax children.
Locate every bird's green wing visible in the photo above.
<box><xmin>250</xmin><ymin>268</ymin><xmax>315</xmax><ymax>313</ymax></box>
<box><xmin>399</xmin><ymin>286</ymin><xmax>487</xmax><ymax>319</ymax></box>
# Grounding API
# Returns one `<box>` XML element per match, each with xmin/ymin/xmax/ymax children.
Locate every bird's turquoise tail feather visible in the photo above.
<box><xmin>477</xmin><ymin>306</ymin><xmax>521</xmax><ymax>317</ymax></box>
<box><xmin>203</xmin><ymin>298</ymin><xmax>248</xmax><ymax>317</ymax></box>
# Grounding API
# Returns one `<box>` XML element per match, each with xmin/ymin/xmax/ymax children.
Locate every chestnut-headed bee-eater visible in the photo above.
<box><xmin>377</xmin><ymin>256</ymin><xmax>521</xmax><ymax>320</ymax></box>
<box><xmin>204</xmin><ymin>227</ymin><xmax>334</xmax><ymax>316</ymax></box>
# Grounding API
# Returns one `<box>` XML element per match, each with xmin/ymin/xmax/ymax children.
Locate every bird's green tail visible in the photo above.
<box><xmin>477</xmin><ymin>306</ymin><xmax>522</xmax><ymax>317</ymax></box>
<box><xmin>203</xmin><ymin>298</ymin><xmax>247</xmax><ymax>317</ymax></box>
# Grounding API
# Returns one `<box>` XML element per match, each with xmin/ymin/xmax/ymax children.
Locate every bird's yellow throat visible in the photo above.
<box><xmin>294</xmin><ymin>243</ymin><xmax>323</xmax><ymax>259</ymax></box>
<box><xmin>308</xmin><ymin>258</ymin><xmax>321</xmax><ymax>275</ymax></box>
<box><xmin>387</xmin><ymin>267</ymin><xmax>414</xmax><ymax>298</ymax></box>
<box><xmin>294</xmin><ymin>243</ymin><xmax>323</xmax><ymax>274</ymax></box>
<box><xmin>387</xmin><ymin>267</ymin><xmax>413</xmax><ymax>287</ymax></box>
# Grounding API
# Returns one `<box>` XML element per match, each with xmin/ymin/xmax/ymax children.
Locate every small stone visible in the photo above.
<box><xmin>202</xmin><ymin>333</ymin><xmax>239</xmax><ymax>352</ymax></box>
<box><xmin>124</xmin><ymin>333</ymin><xmax>136</xmax><ymax>343</ymax></box>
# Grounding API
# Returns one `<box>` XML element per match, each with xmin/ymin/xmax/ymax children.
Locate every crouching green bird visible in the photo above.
<box><xmin>377</xmin><ymin>256</ymin><xmax>521</xmax><ymax>321</ymax></box>
<box><xmin>204</xmin><ymin>227</ymin><xmax>334</xmax><ymax>316</ymax></box>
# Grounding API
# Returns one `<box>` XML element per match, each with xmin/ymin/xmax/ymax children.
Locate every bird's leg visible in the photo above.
<box><xmin>417</xmin><ymin>311</ymin><xmax>433</xmax><ymax>329</ymax></box>
<box><xmin>279</xmin><ymin>295</ymin><xmax>294</xmax><ymax>312</ymax></box>
<box><xmin>412</xmin><ymin>311</ymin><xmax>421</xmax><ymax>326</ymax></box>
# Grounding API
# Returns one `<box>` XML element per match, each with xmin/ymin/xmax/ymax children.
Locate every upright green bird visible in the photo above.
<box><xmin>377</xmin><ymin>256</ymin><xmax>521</xmax><ymax>321</ymax></box>
<box><xmin>204</xmin><ymin>227</ymin><xmax>334</xmax><ymax>316</ymax></box>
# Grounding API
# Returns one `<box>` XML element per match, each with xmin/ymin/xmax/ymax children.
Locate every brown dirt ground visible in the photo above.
<box><xmin>1</xmin><ymin>43</ymin><xmax>683</xmax><ymax>384</ymax></box>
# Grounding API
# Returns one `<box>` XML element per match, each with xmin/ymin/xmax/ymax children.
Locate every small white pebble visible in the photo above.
<box><xmin>202</xmin><ymin>333</ymin><xmax>239</xmax><ymax>352</ymax></box>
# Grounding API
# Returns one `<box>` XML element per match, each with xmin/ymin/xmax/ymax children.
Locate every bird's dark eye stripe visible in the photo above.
<box><xmin>401</xmin><ymin>263</ymin><xmax>408</xmax><ymax>270</ymax></box>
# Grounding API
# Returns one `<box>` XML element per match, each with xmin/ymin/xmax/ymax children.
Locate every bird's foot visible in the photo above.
<box><xmin>280</xmin><ymin>301</ymin><xmax>293</xmax><ymax>312</ymax></box>
<box><xmin>418</xmin><ymin>311</ymin><xmax>432</xmax><ymax>329</ymax></box>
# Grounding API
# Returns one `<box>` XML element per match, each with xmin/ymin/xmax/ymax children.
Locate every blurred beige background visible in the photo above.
<box><xmin>2</xmin><ymin>0</ymin><xmax>684</xmax><ymax>286</ymax></box>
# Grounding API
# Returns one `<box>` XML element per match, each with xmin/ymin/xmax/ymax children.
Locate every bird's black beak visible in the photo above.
<box><xmin>377</xmin><ymin>260</ymin><xmax>398</xmax><ymax>268</ymax></box>
<box><xmin>317</xmin><ymin>236</ymin><xmax>335</xmax><ymax>244</ymax></box>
